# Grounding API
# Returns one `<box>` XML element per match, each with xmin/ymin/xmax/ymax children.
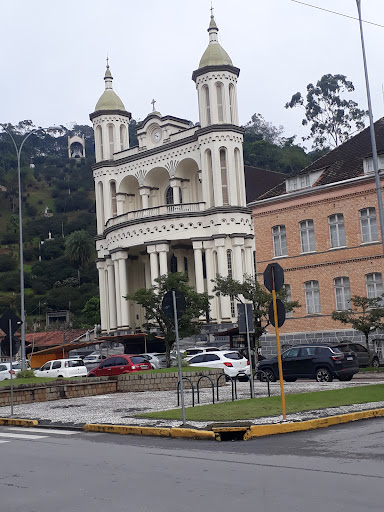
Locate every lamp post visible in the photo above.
<box><xmin>355</xmin><ymin>1</ymin><xmax>384</xmax><ymax>254</ymax></box>
<box><xmin>0</xmin><ymin>124</ymin><xmax>58</xmax><ymax>369</ymax></box>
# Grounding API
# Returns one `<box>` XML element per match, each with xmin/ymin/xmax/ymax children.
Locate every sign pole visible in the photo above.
<box><xmin>271</xmin><ymin>270</ymin><xmax>286</xmax><ymax>420</ymax></box>
<box><xmin>9</xmin><ymin>319</ymin><xmax>14</xmax><ymax>417</ymax></box>
<box><xmin>244</xmin><ymin>304</ymin><xmax>255</xmax><ymax>398</ymax></box>
<box><xmin>172</xmin><ymin>291</ymin><xmax>186</xmax><ymax>426</ymax></box>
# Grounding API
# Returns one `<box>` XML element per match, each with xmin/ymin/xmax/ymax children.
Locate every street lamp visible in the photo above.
<box><xmin>356</xmin><ymin>1</ymin><xmax>384</xmax><ymax>254</ymax></box>
<box><xmin>0</xmin><ymin>123</ymin><xmax>59</xmax><ymax>369</ymax></box>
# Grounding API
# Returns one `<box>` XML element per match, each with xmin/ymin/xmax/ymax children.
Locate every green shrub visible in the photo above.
<box><xmin>16</xmin><ymin>369</ymin><xmax>35</xmax><ymax>379</ymax></box>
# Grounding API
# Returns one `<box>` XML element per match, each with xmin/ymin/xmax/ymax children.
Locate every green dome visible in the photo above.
<box><xmin>199</xmin><ymin>43</ymin><xmax>233</xmax><ymax>68</ymax></box>
<box><xmin>95</xmin><ymin>90</ymin><xmax>126</xmax><ymax>111</ymax></box>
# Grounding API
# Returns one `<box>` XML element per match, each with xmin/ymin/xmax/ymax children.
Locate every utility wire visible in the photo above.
<box><xmin>291</xmin><ymin>0</ymin><xmax>384</xmax><ymax>28</ymax></box>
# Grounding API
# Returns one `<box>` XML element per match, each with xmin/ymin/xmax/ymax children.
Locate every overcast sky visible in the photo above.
<box><xmin>2</xmin><ymin>0</ymin><xmax>384</xmax><ymax>147</ymax></box>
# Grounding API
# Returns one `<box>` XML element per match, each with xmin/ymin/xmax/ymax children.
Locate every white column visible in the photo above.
<box><xmin>116</xmin><ymin>194</ymin><xmax>126</xmax><ymax>216</ymax></box>
<box><xmin>169</xmin><ymin>178</ymin><xmax>181</xmax><ymax>205</ymax></box>
<box><xmin>157</xmin><ymin>243</ymin><xmax>169</xmax><ymax>276</ymax></box>
<box><xmin>147</xmin><ymin>245</ymin><xmax>159</xmax><ymax>286</ymax></box>
<box><xmin>231</xmin><ymin>236</ymin><xmax>244</xmax><ymax>282</ymax></box>
<box><xmin>203</xmin><ymin>240</ymin><xmax>217</xmax><ymax>322</ymax></box>
<box><xmin>116</xmin><ymin>251</ymin><xmax>130</xmax><ymax>328</ymax></box>
<box><xmin>96</xmin><ymin>260</ymin><xmax>108</xmax><ymax>332</ymax></box>
<box><xmin>215</xmin><ymin>237</ymin><xmax>231</xmax><ymax>321</ymax></box>
<box><xmin>144</xmin><ymin>255</ymin><xmax>151</xmax><ymax>289</ymax></box>
<box><xmin>192</xmin><ymin>241</ymin><xmax>204</xmax><ymax>293</ymax></box>
<box><xmin>113</xmin><ymin>258</ymin><xmax>122</xmax><ymax>329</ymax></box>
<box><xmin>244</xmin><ymin>238</ymin><xmax>255</xmax><ymax>277</ymax></box>
<box><xmin>139</xmin><ymin>186</ymin><xmax>150</xmax><ymax>210</ymax></box>
<box><xmin>106</xmin><ymin>258</ymin><xmax>117</xmax><ymax>330</ymax></box>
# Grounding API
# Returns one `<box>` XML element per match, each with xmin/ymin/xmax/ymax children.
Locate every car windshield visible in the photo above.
<box><xmin>335</xmin><ymin>345</ymin><xmax>350</xmax><ymax>353</ymax></box>
<box><xmin>130</xmin><ymin>356</ymin><xmax>146</xmax><ymax>364</ymax></box>
<box><xmin>223</xmin><ymin>352</ymin><xmax>242</xmax><ymax>360</ymax></box>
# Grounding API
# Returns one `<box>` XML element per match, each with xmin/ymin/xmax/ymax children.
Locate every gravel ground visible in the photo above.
<box><xmin>1</xmin><ymin>378</ymin><xmax>384</xmax><ymax>429</ymax></box>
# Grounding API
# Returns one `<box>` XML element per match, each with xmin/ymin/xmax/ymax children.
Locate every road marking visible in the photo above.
<box><xmin>0</xmin><ymin>433</ymin><xmax>47</xmax><ymax>440</ymax></box>
<box><xmin>0</xmin><ymin>440</ymin><xmax>9</xmax><ymax>443</ymax></box>
<box><xmin>8</xmin><ymin>427</ymin><xmax>77</xmax><ymax>436</ymax></box>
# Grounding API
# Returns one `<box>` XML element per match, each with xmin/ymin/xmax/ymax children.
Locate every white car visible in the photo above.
<box><xmin>188</xmin><ymin>350</ymin><xmax>251</xmax><ymax>378</ymax></box>
<box><xmin>141</xmin><ymin>353</ymin><xmax>176</xmax><ymax>369</ymax></box>
<box><xmin>34</xmin><ymin>359</ymin><xmax>87</xmax><ymax>379</ymax></box>
<box><xmin>83</xmin><ymin>354</ymin><xmax>105</xmax><ymax>365</ymax></box>
<box><xmin>0</xmin><ymin>362</ymin><xmax>21</xmax><ymax>381</ymax></box>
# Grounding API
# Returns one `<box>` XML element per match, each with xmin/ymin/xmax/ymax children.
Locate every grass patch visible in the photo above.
<box><xmin>137</xmin><ymin>384</ymin><xmax>384</xmax><ymax>422</ymax></box>
<box><xmin>360</xmin><ymin>367</ymin><xmax>384</xmax><ymax>373</ymax></box>
<box><xmin>0</xmin><ymin>376</ymin><xmax>84</xmax><ymax>387</ymax></box>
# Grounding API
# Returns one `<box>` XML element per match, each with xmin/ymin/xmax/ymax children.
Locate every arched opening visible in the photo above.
<box><xmin>120</xmin><ymin>124</ymin><xmax>127</xmax><ymax>151</ymax></box>
<box><xmin>229</xmin><ymin>84</ymin><xmax>235</xmax><ymax>124</ymax></box>
<box><xmin>96</xmin><ymin>126</ymin><xmax>103</xmax><ymax>161</ymax></box>
<box><xmin>220</xmin><ymin>148</ymin><xmax>229</xmax><ymax>205</ymax></box>
<box><xmin>97</xmin><ymin>181</ymin><xmax>105</xmax><ymax>232</ymax></box>
<box><xmin>108</xmin><ymin>124</ymin><xmax>114</xmax><ymax>159</ymax></box>
<box><xmin>203</xmin><ymin>85</ymin><xmax>211</xmax><ymax>125</ymax></box>
<box><xmin>216</xmin><ymin>82</ymin><xmax>224</xmax><ymax>123</ymax></box>
<box><xmin>165</xmin><ymin>186</ymin><xmax>174</xmax><ymax>205</ymax></box>
<box><xmin>110</xmin><ymin>181</ymin><xmax>117</xmax><ymax>217</ymax></box>
<box><xmin>234</xmin><ymin>148</ymin><xmax>241</xmax><ymax>206</ymax></box>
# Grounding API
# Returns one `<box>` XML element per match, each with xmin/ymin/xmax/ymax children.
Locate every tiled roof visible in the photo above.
<box><xmin>244</xmin><ymin>165</ymin><xmax>285</xmax><ymax>203</ymax></box>
<box><xmin>25</xmin><ymin>329</ymin><xmax>89</xmax><ymax>348</ymax></box>
<box><xmin>256</xmin><ymin>117</ymin><xmax>384</xmax><ymax>201</ymax></box>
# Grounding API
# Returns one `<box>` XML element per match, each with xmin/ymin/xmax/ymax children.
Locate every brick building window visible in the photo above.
<box><xmin>334</xmin><ymin>277</ymin><xmax>351</xmax><ymax>310</ymax></box>
<box><xmin>304</xmin><ymin>280</ymin><xmax>321</xmax><ymax>314</ymax></box>
<box><xmin>300</xmin><ymin>219</ymin><xmax>316</xmax><ymax>252</ymax></box>
<box><xmin>366</xmin><ymin>273</ymin><xmax>383</xmax><ymax>299</ymax></box>
<box><xmin>360</xmin><ymin>208</ymin><xmax>378</xmax><ymax>243</ymax></box>
<box><xmin>283</xmin><ymin>284</ymin><xmax>293</xmax><ymax>317</ymax></box>
<box><xmin>272</xmin><ymin>225</ymin><xmax>287</xmax><ymax>257</ymax></box>
<box><xmin>328</xmin><ymin>214</ymin><xmax>346</xmax><ymax>248</ymax></box>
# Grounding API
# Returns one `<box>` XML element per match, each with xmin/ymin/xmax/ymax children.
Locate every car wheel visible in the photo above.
<box><xmin>315</xmin><ymin>367</ymin><xmax>333</xmax><ymax>382</ymax></box>
<box><xmin>284</xmin><ymin>377</ymin><xmax>297</xmax><ymax>382</ymax></box>
<box><xmin>57</xmin><ymin>375</ymin><xmax>64</xmax><ymax>378</ymax></box>
<box><xmin>260</xmin><ymin>368</ymin><xmax>276</xmax><ymax>382</ymax></box>
<box><xmin>372</xmin><ymin>358</ymin><xmax>380</xmax><ymax>368</ymax></box>
<box><xmin>339</xmin><ymin>375</ymin><xmax>353</xmax><ymax>381</ymax></box>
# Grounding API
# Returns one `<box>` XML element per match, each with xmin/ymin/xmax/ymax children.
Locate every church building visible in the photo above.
<box><xmin>90</xmin><ymin>13</ymin><xmax>254</xmax><ymax>334</ymax></box>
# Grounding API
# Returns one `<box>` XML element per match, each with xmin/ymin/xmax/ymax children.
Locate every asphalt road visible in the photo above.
<box><xmin>1</xmin><ymin>418</ymin><xmax>383</xmax><ymax>512</ymax></box>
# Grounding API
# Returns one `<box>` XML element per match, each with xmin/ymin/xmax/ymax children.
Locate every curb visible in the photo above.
<box><xmin>0</xmin><ymin>418</ymin><xmax>38</xmax><ymax>427</ymax></box>
<box><xmin>83</xmin><ymin>423</ymin><xmax>216</xmax><ymax>440</ymax></box>
<box><xmin>243</xmin><ymin>407</ymin><xmax>384</xmax><ymax>440</ymax></box>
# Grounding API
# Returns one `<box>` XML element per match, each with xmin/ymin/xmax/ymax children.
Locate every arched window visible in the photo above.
<box><xmin>234</xmin><ymin>148</ymin><xmax>241</xmax><ymax>205</ymax></box>
<box><xmin>216</xmin><ymin>82</ymin><xmax>224</xmax><ymax>122</ymax></box>
<box><xmin>165</xmin><ymin>186</ymin><xmax>174</xmax><ymax>205</ymax></box>
<box><xmin>206</xmin><ymin>149</ymin><xmax>214</xmax><ymax>206</ymax></box>
<box><xmin>119</xmin><ymin>125</ymin><xmax>127</xmax><ymax>151</ymax></box>
<box><xmin>360</xmin><ymin>207</ymin><xmax>378</xmax><ymax>243</ymax></box>
<box><xmin>219</xmin><ymin>148</ymin><xmax>229</xmax><ymax>205</ymax></box>
<box><xmin>96</xmin><ymin>126</ymin><xmax>103</xmax><ymax>161</ymax></box>
<box><xmin>110</xmin><ymin>181</ymin><xmax>117</xmax><ymax>217</ymax></box>
<box><xmin>272</xmin><ymin>225</ymin><xmax>287</xmax><ymax>257</ymax></box>
<box><xmin>170</xmin><ymin>254</ymin><xmax>177</xmax><ymax>273</ymax></box>
<box><xmin>229</xmin><ymin>84</ymin><xmax>235</xmax><ymax>123</ymax></box>
<box><xmin>97</xmin><ymin>181</ymin><xmax>105</xmax><ymax>231</ymax></box>
<box><xmin>226</xmin><ymin>249</ymin><xmax>233</xmax><ymax>278</ymax></box>
<box><xmin>334</xmin><ymin>277</ymin><xmax>351</xmax><ymax>310</ymax></box>
<box><xmin>203</xmin><ymin>85</ymin><xmax>211</xmax><ymax>125</ymax></box>
<box><xmin>300</xmin><ymin>220</ymin><xmax>316</xmax><ymax>252</ymax></box>
<box><xmin>108</xmin><ymin>124</ymin><xmax>114</xmax><ymax>159</ymax></box>
<box><xmin>304</xmin><ymin>281</ymin><xmax>321</xmax><ymax>314</ymax></box>
<box><xmin>366</xmin><ymin>273</ymin><xmax>383</xmax><ymax>299</ymax></box>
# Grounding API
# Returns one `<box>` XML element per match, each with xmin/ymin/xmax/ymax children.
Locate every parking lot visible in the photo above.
<box><xmin>1</xmin><ymin>375</ymin><xmax>384</xmax><ymax>429</ymax></box>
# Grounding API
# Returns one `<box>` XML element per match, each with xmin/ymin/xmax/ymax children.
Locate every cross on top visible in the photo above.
<box><xmin>151</xmin><ymin>99</ymin><xmax>156</xmax><ymax>111</ymax></box>
<box><xmin>106</xmin><ymin>55</ymin><xmax>109</xmax><ymax>68</ymax></box>
<box><xmin>210</xmin><ymin>2</ymin><xmax>214</xmax><ymax>17</ymax></box>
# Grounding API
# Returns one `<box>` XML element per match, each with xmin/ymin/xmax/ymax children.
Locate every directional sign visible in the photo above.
<box><xmin>263</xmin><ymin>263</ymin><xmax>284</xmax><ymax>292</ymax></box>
<box><xmin>268</xmin><ymin>299</ymin><xmax>286</xmax><ymax>328</ymax></box>
<box><xmin>162</xmin><ymin>291</ymin><xmax>186</xmax><ymax>320</ymax></box>
<box><xmin>0</xmin><ymin>309</ymin><xmax>22</xmax><ymax>337</ymax></box>
<box><xmin>1</xmin><ymin>335</ymin><xmax>21</xmax><ymax>357</ymax></box>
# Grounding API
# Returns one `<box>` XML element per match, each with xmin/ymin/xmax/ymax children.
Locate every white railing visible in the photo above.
<box><xmin>106</xmin><ymin>202</ymin><xmax>206</xmax><ymax>228</ymax></box>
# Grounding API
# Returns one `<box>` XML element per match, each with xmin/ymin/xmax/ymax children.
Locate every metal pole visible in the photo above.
<box><xmin>9</xmin><ymin>319</ymin><xmax>14</xmax><ymax>417</ymax></box>
<box><xmin>173</xmin><ymin>291</ymin><xmax>186</xmax><ymax>425</ymax></box>
<box><xmin>244</xmin><ymin>304</ymin><xmax>255</xmax><ymax>398</ymax></box>
<box><xmin>356</xmin><ymin>0</ymin><xmax>384</xmax><ymax>254</ymax></box>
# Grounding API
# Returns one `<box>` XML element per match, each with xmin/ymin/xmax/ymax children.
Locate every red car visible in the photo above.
<box><xmin>87</xmin><ymin>354</ymin><xmax>151</xmax><ymax>377</ymax></box>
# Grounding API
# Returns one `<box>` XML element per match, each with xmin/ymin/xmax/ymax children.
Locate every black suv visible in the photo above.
<box><xmin>331</xmin><ymin>342</ymin><xmax>380</xmax><ymax>368</ymax></box>
<box><xmin>257</xmin><ymin>344</ymin><xmax>359</xmax><ymax>383</ymax></box>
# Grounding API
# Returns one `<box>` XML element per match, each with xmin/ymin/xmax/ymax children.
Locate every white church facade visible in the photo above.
<box><xmin>90</xmin><ymin>14</ymin><xmax>254</xmax><ymax>334</ymax></box>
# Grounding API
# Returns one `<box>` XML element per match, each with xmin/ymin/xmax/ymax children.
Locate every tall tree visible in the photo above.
<box><xmin>128</xmin><ymin>272</ymin><xmax>210</xmax><ymax>366</ymax></box>
<box><xmin>285</xmin><ymin>73</ymin><xmax>368</xmax><ymax>149</ymax></box>
<box><xmin>64</xmin><ymin>230</ymin><xmax>95</xmax><ymax>285</ymax></box>
<box><xmin>213</xmin><ymin>275</ymin><xmax>300</xmax><ymax>345</ymax></box>
<box><xmin>245</xmin><ymin>113</ymin><xmax>285</xmax><ymax>145</ymax></box>
<box><xmin>332</xmin><ymin>295</ymin><xmax>384</xmax><ymax>352</ymax></box>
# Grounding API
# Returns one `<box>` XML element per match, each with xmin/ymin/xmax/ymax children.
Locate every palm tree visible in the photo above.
<box><xmin>64</xmin><ymin>230</ymin><xmax>95</xmax><ymax>285</ymax></box>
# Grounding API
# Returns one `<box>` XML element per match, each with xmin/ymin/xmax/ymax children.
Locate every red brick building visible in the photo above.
<box><xmin>250</xmin><ymin>119</ymin><xmax>384</xmax><ymax>360</ymax></box>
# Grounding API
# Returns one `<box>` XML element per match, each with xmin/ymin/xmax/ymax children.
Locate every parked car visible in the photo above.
<box><xmin>257</xmin><ymin>344</ymin><xmax>359</xmax><ymax>383</ymax></box>
<box><xmin>141</xmin><ymin>353</ymin><xmax>176</xmax><ymax>369</ymax></box>
<box><xmin>331</xmin><ymin>342</ymin><xmax>380</xmax><ymax>368</ymax></box>
<box><xmin>183</xmin><ymin>347</ymin><xmax>221</xmax><ymax>361</ymax></box>
<box><xmin>83</xmin><ymin>353</ymin><xmax>105</xmax><ymax>365</ymax></box>
<box><xmin>0</xmin><ymin>362</ymin><xmax>20</xmax><ymax>381</ymax></box>
<box><xmin>188</xmin><ymin>350</ymin><xmax>250</xmax><ymax>378</ymax></box>
<box><xmin>87</xmin><ymin>354</ymin><xmax>152</xmax><ymax>377</ymax></box>
<box><xmin>34</xmin><ymin>359</ymin><xmax>87</xmax><ymax>379</ymax></box>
